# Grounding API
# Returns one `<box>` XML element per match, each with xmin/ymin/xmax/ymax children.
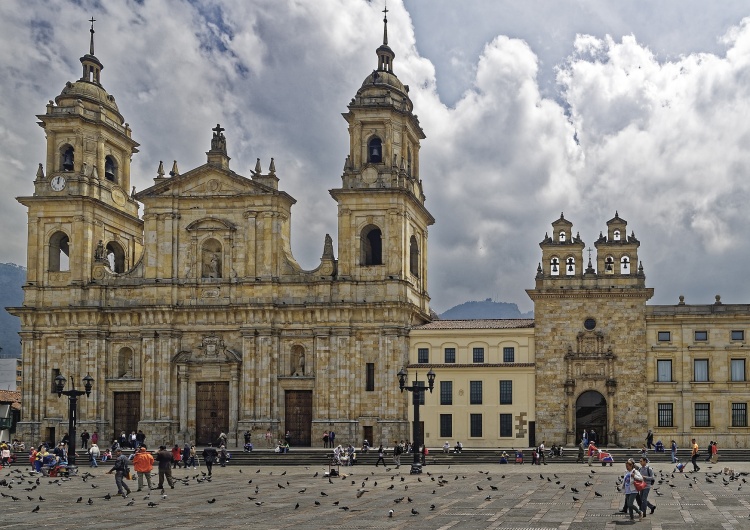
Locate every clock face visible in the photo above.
<box><xmin>50</xmin><ymin>175</ymin><xmax>66</xmax><ymax>191</ymax></box>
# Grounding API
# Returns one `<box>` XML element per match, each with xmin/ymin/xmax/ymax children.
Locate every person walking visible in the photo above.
<box><xmin>393</xmin><ymin>440</ymin><xmax>402</xmax><ymax>468</ymax></box>
<box><xmin>639</xmin><ymin>457</ymin><xmax>657</xmax><ymax>517</ymax></box>
<box><xmin>219</xmin><ymin>445</ymin><xmax>229</xmax><ymax>467</ymax></box>
<box><xmin>133</xmin><ymin>445</ymin><xmax>154</xmax><ymax>492</ymax></box>
<box><xmin>88</xmin><ymin>443</ymin><xmax>100</xmax><ymax>468</ymax></box>
<box><xmin>171</xmin><ymin>444</ymin><xmax>182</xmax><ymax>469</ymax></box>
<box><xmin>202</xmin><ymin>443</ymin><xmax>218</xmax><ymax>476</ymax></box>
<box><xmin>691</xmin><ymin>438</ymin><xmax>700</xmax><ymax>472</ymax></box>
<box><xmin>329</xmin><ymin>430</ymin><xmax>336</xmax><ymax>448</ymax></box>
<box><xmin>670</xmin><ymin>439</ymin><xmax>678</xmax><ymax>464</ymax></box>
<box><xmin>155</xmin><ymin>445</ymin><xmax>176</xmax><ymax>489</ymax></box>
<box><xmin>623</xmin><ymin>458</ymin><xmax>643</xmax><ymax>521</ymax></box>
<box><xmin>538</xmin><ymin>441</ymin><xmax>547</xmax><ymax>465</ymax></box>
<box><xmin>323</xmin><ymin>431</ymin><xmax>329</xmax><ymax>448</ymax></box>
<box><xmin>576</xmin><ymin>440</ymin><xmax>584</xmax><ymax>463</ymax></box>
<box><xmin>646</xmin><ymin>429</ymin><xmax>654</xmax><ymax>450</ymax></box>
<box><xmin>186</xmin><ymin>445</ymin><xmax>197</xmax><ymax>469</ymax></box>
<box><xmin>375</xmin><ymin>444</ymin><xmax>386</xmax><ymax>466</ymax></box>
<box><xmin>106</xmin><ymin>448</ymin><xmax>132</xmax><ymax>498</ymax></box>
<box><xmin>587</xmin><ymin>441</ymin><xmax>599</xmax><ymax>466</ymax></box>
<box><xmin>582</xmin><ymin>429</ymin><xmax>588</xmax><ymax>449</ymax></box>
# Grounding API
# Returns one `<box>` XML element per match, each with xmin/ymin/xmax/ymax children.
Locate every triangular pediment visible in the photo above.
<box><xmin>135</xmin><ymin>164</ymin><xmax>276</xmax><ymax>200</ymax></box>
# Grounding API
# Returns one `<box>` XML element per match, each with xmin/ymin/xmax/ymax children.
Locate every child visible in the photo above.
<box><xmin>101</xmin><ymin>448</ymin><xmax>112</xmax><ymax>462</ymax></box>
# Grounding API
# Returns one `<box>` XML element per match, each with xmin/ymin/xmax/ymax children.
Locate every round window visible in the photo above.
<box><xmin>584</xmin><ymin>318</ymin><xmax>596</xmax><ymax>331</ymax></box>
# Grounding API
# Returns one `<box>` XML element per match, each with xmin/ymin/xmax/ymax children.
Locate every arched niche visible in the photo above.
<box><xmin>291</xmin><ymin>344</ymin><xmax>306</xmax><ymax>376</ymax></box>
<box><xmin>118</xmin><ymin>346</ymin><xmax>134</xmax><ymax>378</ymax></box>
<box><xmin>360</xmin><ymin>225</ymin><xmax>383</xmax><ymax>266</ymax></box>
<box><xmin>367</xmin><ymin>136</ymin><xmax>382</xmax><ymax>164</ymax></box>
<box><xmin>550</xmin><ymin>256</ymin><xmax>560</xmax><ymax>276</ymax></box>
<box><xmin>49</xmin><ymin>231</ymin><xmax>70</xmax><ymax>272</ymax></box>
<box><xmin>202</xmin><ymin>237</ymin><xmax>223</xmax><ymax>278</ymax></box>
<box><xmin>409</xmin><ymin>235</ymin><xmax>419</xmax><ymax>276</ymax></box>
<box><xmin>565</xmin><ymin>256</ymin><xmax>576</xmax><ymax>276</ymax></box>
<box><xmin>105</xmin><ymin>155</ymin><xmax>118</xmax><ymax>182</ymax></box>
<box><xmin>60</xmin><ymin>145</ymin><xmax>74</xmax><ymax>172</ymax></box>
<box><xmin>106</xmin><ymin>241</ymin><xmax>126</xmax><ymax>273</ymax></box>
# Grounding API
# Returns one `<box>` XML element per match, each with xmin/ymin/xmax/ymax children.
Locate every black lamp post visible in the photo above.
<box><xmin>397</xmin><ymin>367</ymin><xmax>435</xmax><ymax>474</ymax></box>
<box><xmin>55</xmin><ymin>373</ymin><xmax>94</xmax><ymax>469</ymax></box>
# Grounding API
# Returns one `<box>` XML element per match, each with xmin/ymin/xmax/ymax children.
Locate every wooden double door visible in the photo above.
<box><xmin>113</xmin><ymin>392</ymin><xmax>141</xmax><ymax>443</ymax></box>
<box><xmin>285</xmin><ymin>390</ymin><xmax>312</xmax><ymax>447</ymax></box>
<box><xmin>196</xmin><ymin>382</ymin><xmax>229</xmax><ymax>445</ymax></box>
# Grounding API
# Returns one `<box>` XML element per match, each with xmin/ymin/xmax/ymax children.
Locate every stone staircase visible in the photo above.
<box><xmin>19</xmin><ymin>447</ymin><xmax>748</xmax><ymax>468</ymax></box>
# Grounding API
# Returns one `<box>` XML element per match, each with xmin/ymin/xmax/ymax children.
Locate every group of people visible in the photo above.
<box><xmin>622</xmin><ymin>457</ymin><xmax>657</xmax><ymax>521</ymax></box>
<box><xmin>114</xmin><ymin>430</ymin><xmax>147</xmax><ymax>450</ymax></box>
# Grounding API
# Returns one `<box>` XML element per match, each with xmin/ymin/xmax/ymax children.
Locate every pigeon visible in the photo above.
<box><xmin>333</xmin><ymin>501</ymin><xmax>340</xmax><ymax>506</ymax></box>
<box><xmin>313</xmin><ymin>472</ymin><xmax>319</xmax><ymax>477</ymax></box>
<box><xmin>320</xmin><ymin>492</ymin><xmax>328</xmax><ymax>496</ymax></box>
<box><xmin>103</xmin><ymin>493</ymin><xmax>112</xmax><ymax>500</ymax></box>
<box><xmin>484</xmin><ymin>495</ymin><xmax>492</xmax><ymax>501</ymax></box>
<box><xmin>571</xmin><ymin>487</ymin><xmax>579</xmax><ymax>493</ymax></box>
<box><xmin>477</xmin><ymin>485</ymin><xmax>483</xmax><ymax>491</ymax></box>
<box><xmin>76</xmin><ymin>497</ymin><xmax>83</xmax><ymax>503</ymax></box>
<box><xmin>411</xmin><ymin>508</ymin><xmax>419</xmax><ymax>515</ymax></box>
<box><xmin>148</xmin><ymin>502</ymin><xmax>159</xmax><ymax>507</ymax></box>
<box><xmin>31</xmin><ymin>505</ymin><xmax>40</xmax><ymax>513</ymax></box>
<box><xmin>91</xmin><ymin>484</ymin><xmax>98</xmax><ymax>488</ymax></box>
<box><xmin>207</xmin><ymin>498</ymin><xmax>216</xmax><ymax>504</ymax></box>
<box><xmin>388</xmin><ymin>509</ymin><xmax>393</xmax><ymax>517</ymax></box>
<box><xmin>278</xmin><ymin>484</ymin><xmax>285</xmax><ymax>489</ymax></box>
<box><xmin>490</xmin><ymin>485</ymin><xmax>498</xmax><ymax>491</ymax></box>
<box><xmin>573</xmin><ymin>496</ymin><xmax>579</xmax><ymax>502</ymax></box>
<box><xmin>87</xmin><ymin>498</ymin><xmax>94</xmax><ymax>505</ymax></box>
<box><xmin>299</xmin><ymin>488</ymin><xmax>307</xmax><ymax>494</ymax></box>
<box><xmin>255</xmin><ymin>502</ymin><xmax>264</xmax><ymax>506</ymax></box>
<box><xmin>595</xmin><ymin>491</ymin><xmax>602</xmax><ymax>497</ymax></box>
<box><xmin>339</xmin><ymin>506</ymin><xmax>350</xmax><ymax>511</ymax></box>
<box><xmin>295</xmin><ymin>502</ymin><xmax>299</xmax><ymax>509</ymax></box>
<box><xmin>126</xmin><ymin>499</ymin><xmax>135</xmax><ymax>506</ymax></box>
<box><xmin>315</xmin><ymin>501</ymin><xmax>321</xmax><ymax>506</ymax></box>
<box><xmin>281</xmin><ymin>471</ymin><xmax>287</xmax><ymax>476</ymax></box>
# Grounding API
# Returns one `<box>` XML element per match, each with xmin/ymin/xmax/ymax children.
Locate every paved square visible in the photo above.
<box><xmin>2</xmin><ymin>460</ymin><xmax>750</xmax><ymax>529</ymax></box>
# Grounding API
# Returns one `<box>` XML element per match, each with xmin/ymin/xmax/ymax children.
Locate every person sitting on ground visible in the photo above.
<box><xmin>443</xmin><ymin>441</ymin><xmax>451</xmax><ymax>453</ymax></box>
<box><xmin>454</xmin><ymin>441</ymin><xmax>463</xmax><ymax>453</ymax></box>
<box><xmin>499</xmin><ymin>451</ymin><xmax>509</xmax><ymax>464</ymax></box>
<box><xmin>362</xmin><ymin>439</ymin><xmax>370</xmax><ymax>453</ymax></box>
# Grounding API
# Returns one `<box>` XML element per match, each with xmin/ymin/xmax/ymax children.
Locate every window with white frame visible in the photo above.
<box><xmin>694</xmin><ymin>359</ymin><xmax>709</xmax><ymax>382</ymax></box>
<box><xmin>731</xmin><ymin>359</ymin><xmax>746</xmax><ymax>382</ymax></box>
<box><xmin>657</xmin><ymin>360</ymin><xmax>672</xmax><ymax>382</ymax></box>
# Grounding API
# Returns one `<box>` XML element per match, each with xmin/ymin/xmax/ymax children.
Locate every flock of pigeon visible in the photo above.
<box><xmin>1</xmin><ymin>462</ymin><xmax>749</xmax><ymax>522</ymax></box>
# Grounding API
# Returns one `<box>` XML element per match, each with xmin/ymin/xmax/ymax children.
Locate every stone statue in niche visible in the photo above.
<box><xmin>292</xmin><ymin>350</ymin><xmax>305</xmax><ymax>376</ymax></box>
<box><xmin>123</xmin><ymin>357</ymin><xmax>133</xmax><ymax>378</ymax></box>
<box><xmin>203</xmin><ymin>252</ymin><xmax>221</xmax><ymax>278</ymax></box>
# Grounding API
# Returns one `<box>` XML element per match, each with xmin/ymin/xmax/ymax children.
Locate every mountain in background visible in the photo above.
<box><xmin>439</xmin><ymin>298</ymin><xmax>534</xmax><ymax>320</ymax></box>
<box><xmin>0</xmin><ymin>263</ymin><xmax>25</xmax><ymax>357</ymax></box>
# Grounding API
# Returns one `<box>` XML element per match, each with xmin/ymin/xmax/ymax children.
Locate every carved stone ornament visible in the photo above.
<box><xmin>172</xmin><ymin>336</ymin><xmax>241</xmax><ymax>365</ymax></box>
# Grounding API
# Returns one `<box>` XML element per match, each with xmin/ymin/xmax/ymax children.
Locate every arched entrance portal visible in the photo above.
<box><xmin>576</xmin><ymin>390</ymin><xmax>607</xmax><ymax>446</ymax></box>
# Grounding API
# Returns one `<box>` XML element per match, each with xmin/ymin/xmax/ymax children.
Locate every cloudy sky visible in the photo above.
<box><xmin>2</xmin><ymin>0</ymin><xmax>750</xmax><ymax>314</ymax></box>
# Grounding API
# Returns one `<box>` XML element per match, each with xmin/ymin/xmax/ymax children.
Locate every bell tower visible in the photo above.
<box><xmin>18</xmin><ymin>19</ymin><xmax>143</xmax><ymax>288</ymax></box>
<box><xmin>330</xmin><ymin>6</ymin><xmax>434</xmax><ymax>311</ymax></box>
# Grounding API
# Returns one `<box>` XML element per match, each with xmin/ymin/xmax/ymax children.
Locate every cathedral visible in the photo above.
<box><xmin>11</xmin><ymin>15</ymin><xmax>433</xmax><ymax>447</ymax></box>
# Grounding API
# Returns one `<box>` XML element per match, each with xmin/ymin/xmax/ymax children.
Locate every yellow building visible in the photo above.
<box><xmin>408</xmin><ymin>320</ymin><xmax>535</xmax><ymax>448</ymax></box>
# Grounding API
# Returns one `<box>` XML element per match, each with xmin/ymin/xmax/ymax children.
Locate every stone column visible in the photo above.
<box><xmin>229</xmin><ymin>367</ymin><xmax>239</xmax><ymax>443</ymax></box>
<box><xmin>178</xmin><ymin>365</ymin><xmax>188</xmax><ymax>432</ymax></box>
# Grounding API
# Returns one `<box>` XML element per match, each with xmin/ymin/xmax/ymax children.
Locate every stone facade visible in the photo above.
<box><xmin>527</xmin><ymin>213</ymin><xmax>654</xmax><ymax>448</ymax></box>
<box><xmin>10</xmin><ymin>19</ymin><xmax>433</xmax><ymax>448</ymax></box>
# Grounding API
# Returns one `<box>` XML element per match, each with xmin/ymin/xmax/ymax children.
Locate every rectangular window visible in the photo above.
<box><xmin>470</xmin><ymin>413</ymin><xmax>483</xmax><ymax>437</ymax></box>
<box><xmin>695</xmin><ymin>403</ymin><xmax>710</xmax><ymax>427</ymax></box>
<box><xmin>657</xmin><ymin>331</ymin><xmax>671</xmax><ymax>342</ymax></box>
<box><xmin>440</xmin><ymin>381</ymin><xmax>453</xmax><ymax>405</ymax></box>
<box><xmin>439</xmin><ymin>414</ymin><xmax>453</xmax><ymax>438</ymax></box>
<box><xmin>732</xmin><ymin>330</ymin><xmax>745</xmax><ymax>341</ymax></box>
<box><xmin>732</xmin><ymin>403</ymin><xmax>747</xmax><ymax>427</ymax></box>
<box><xmin>499</xmin><ymin>380</ymin><xmax>513</xmax><ymax>404</ymax></box>
<box><xmin>415</xmin><ymin>380</ymin><xmax>425</xmax><ymax>405</ymax></box>
<box><xmin>694</xmin><ymin>330</ymin><xmax>708</xmax><ymax>341</ymax></box>
<box><xmin>469</xmin><ymin>381</ymin><xmax>483</xmax><ymax>404</ymax></box>
<box><xmin>657</xmin><ymin>403</ymin><xmax>673</xmax><ymax>427</ymax></box>
<box><xmin>499</xmin><ymin>413</ymin><xmax>513</xmax><ymax>437</ymax></box>
<box><xmin>503</xmin><ymin>347</ymin><xmax>515</xmax><ymax>363</ymax></box>
<box><xmin>472</xmin><ymin>347</ymin><xmax>485</xmax><ymax>363</ymax></box>
<box><xmin>417</xmin><ymin>348</ymin><xmax>429</xmax><ymax>364</ymax></box>
<box><xmin>444</xmin><ymin>347</ymin><xmax>456</xmax><ymax>363</ymax></box>
<box><xmin>51</xmin><ymin>368</ymin><xmax>60</xmax><ymax>394</ymax></box>
<box><xmin>694</xmin><ymin>359</ymin><xmax>709</xmax><ymax>382</ymax></box>
<box><xmin>731</xmin><ymin>359</ymin><xmax>746</xmax><ymax>382</ymax></box>
<box><xmin>365</xmin><ymin>363</ymin><xmax>375</xmax><ymax>391</ymax></box>
<box><xmin>656</xmin><ymin>360</ymin><xmax>672</xmax><ymax>382</ymax></box>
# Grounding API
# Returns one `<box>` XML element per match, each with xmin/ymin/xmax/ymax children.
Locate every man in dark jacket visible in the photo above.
<box><xmin>155</xmin><ymin>445</ymin><xmax>175</xmax><ymax>489</ymax></box>
<box><xmin>107</xmin><ymin>448</ymin><xmax>132</xmax><ymax>498</ymax></box>
<box><xmin>202</xmin><ymin>443</ymin><xmax>218</xmax><ymax>476</ymax></box>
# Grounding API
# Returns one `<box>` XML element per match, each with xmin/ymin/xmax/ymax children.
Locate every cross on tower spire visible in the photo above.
<box><xmin>382</xmin><ymin>1</ymin><xmax>389</xmax><ymax>45</ymax></box>
<box><xmin>89</xmin><ymin>17</ymin><xmax>96</xmax><ymax>55</ymax></box>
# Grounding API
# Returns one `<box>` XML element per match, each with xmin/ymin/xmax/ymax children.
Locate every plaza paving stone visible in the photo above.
<box><xmin>2</xmin><ymin>460</ymin><xmax>750</xmax><ymax>529</ymax></box>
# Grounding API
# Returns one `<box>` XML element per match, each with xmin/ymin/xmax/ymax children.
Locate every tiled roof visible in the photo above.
<box><xmin>0</xmin><ymin>389</ymin><xmax>21</xmax><ymax>406</ymax></box>
<box><xmin>413</xmin><ymin>319</ymin><xmax>534</xmax><ymax>330</ymax></box>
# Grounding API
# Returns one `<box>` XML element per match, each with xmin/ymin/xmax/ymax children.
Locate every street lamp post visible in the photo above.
<box><xmin>55</xmin><ymin>373</ymin><xmax>94</xmax><ymax>472</ymax></box>
<box><xmin>397</xmin><ymin>367</ymin><xmax>435</xmax><ymax>475</ymax></box>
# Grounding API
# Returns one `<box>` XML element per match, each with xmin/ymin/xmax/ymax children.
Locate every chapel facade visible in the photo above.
<box><xmin>11</xmin><ymin>16</ymin><xmax>434</xmax><ymax>447</ymax></box>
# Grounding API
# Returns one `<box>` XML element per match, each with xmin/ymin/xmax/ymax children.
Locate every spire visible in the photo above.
<box><xmin>89</xmin><ymin>16</ymin><xmax>96</xmax><ymax>55</ymax></box>
<box><xmin>382</xmin><ymin>1</ymin><xmax>389</xmax><ymax>46</ymax></box>
<box><xmin>80</xmin><ymin>17</ymin><xmax>103</xmax><ymax>84</ymax></box>
<box><xmin>376</xmin><ymin>1</ymin><xmax>395</xmax><ymax>72</ymax></box>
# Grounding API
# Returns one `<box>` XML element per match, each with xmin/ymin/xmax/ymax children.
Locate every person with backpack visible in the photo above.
<box><xmin>623</xmin><ymin>458</ymin><xmax>643</xmax><ymax>521</ymax></box>
<box><xmin>638</xmin><ymin>457</ymin><xmax>657</xmax><ymax>517</ymax></box>
<box><xmin>106</xmin><ymin>448</ymin><xmax>132</xmax><ymax>498</ymax></box>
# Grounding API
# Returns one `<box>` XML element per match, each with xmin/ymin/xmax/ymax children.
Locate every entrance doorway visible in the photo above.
<box><xmin>196</xmin><ymin>382</ymin><xmax>229</xmax><ymax>445</ymax></box>
<box><xmin>113</xmin><ymin>392</ymin><xmax>141</xmax><ymax>443</ymax></box>
<box><xmin>285</xmin><ymin>390</ymin><xmax>312</xmax><ymax>446</ymax></box>
<box><xmin>576</xmin><ymin>390</ymin><xmax>607</xmax><ymax>446</ymax></box>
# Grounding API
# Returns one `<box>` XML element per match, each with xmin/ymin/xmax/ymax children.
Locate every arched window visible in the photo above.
<box><xmin>367</xmin><ymin>137</ymin><xmax>382</xmax><ymax>164</ymax></box>
<box><xmin>61</xmin><ymin>145</ymin><xmax>74</xmax><ymax>171</ymax></box>
<box><xmin>361</xmin><ymin>225</ymin><xmax>382</xmax><ymax>266</ymax></box>
<box><xmin>409</xmin><ymin>235</ymin><xmax>419</xmax><ymax>277</ymax></box>
<box><xmin>201</xmin><ymin>238</ymin><xmax>222</xmax><ymax>278</ymax></box>
<box><xmin>559</xmin><ymin>231</ymin><xmax>566</xmax><ymax>242</ymax></box>
<box><xmin>407</xmin><ymin>147</ymin><xmax>412</xmax><ymax>176</ymax></box>
<box><xmin>118</xmin><ymin>347</ymin><xmax>134</xmax><ymax>378</ymax></box>
<box><xmin>104</xmin><ymin>156</ymin><xmax>118</xmax><ymax>182</ymax></box>
<box><xmin>550</xmin><ymin>257</ymin><xmax>560</xmax><ymax>276</ymax></box>
<box><xmin>106</xmin><ymin>241</ymin><xmax>126</xmax><ymax>273</ymax></box>
<box><xmin>49</xmin><ymin>231</ymin><xmax>70</xmax><ymax>272</ymax></box>
<box><xmin>604</xmin><ymin>255</ymin><xmax>615</xmax><ymax>275</ymax></box>
<box><xmin>613</xmin><ymin>229</ymin><xmax>621</xmax><ymax>241</ymax></box>
<box><xmin>566</xmin><ymin>256</ymin><xmax>576</xmax><ymax>275</ymax></box>
<box><xmin>621</xmin><ymin>255</ymin><xmax>631</xmax><ymax>275</ymax></box>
